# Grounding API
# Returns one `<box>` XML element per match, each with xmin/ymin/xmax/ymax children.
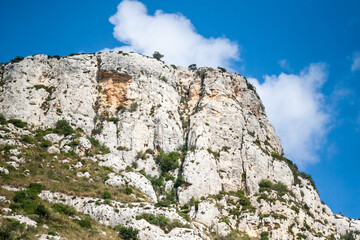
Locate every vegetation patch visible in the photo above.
<box><xmin>7</xmin><ymin>119</ymin><xmax>27</xmax><ymax>128</ymax></box>
<box><xmin>87</xmin><ymin>136</ymin><xmax>110</xmax><ymax>155</ymax></box>
<box><xmin>207</xmin><ymin>148</ymin><xmax>220</xmax><ymax>160</ymax></box>
<box><xmin>259</xmin><ymin>179</ymin><xmax>291</xmax><ymax>197</ymax></box>
<box><xmin>0</xmin><ymin>218</ymin><xmax>28</xmax><ymax>240</ymax></box>
<box><xmin>11</xmin><ymin>56</ymin><xmax>24</xmax><ymax>63</ymax></box>
<box><xmin>136</xmin><ymin>213</ymin><xmax>189</xmax><ymax>233</ymax></box>
<box><xmin>218</xmin><ymin>67</ymin><xmax>227</xmax><ymax>73</ymax></box>
<box><xmin>21</xmin><ymin>135</ymin><xmax>36</xmax><ymax>144</ymax></box>
<box><xmin>54</xmin><ymin>119</ymin><xmax>74</xmax><ymax>136</ymax></box>
<box><xmin>33</xmin><ymin>84</ymin><xmax>55</xmax><ymax>94</ymax></box>
<box><xmin>155</xmin><ymin>152</ymin><xmax>180</xmax><ymax>172</ymax></box>
<box><xmin>114</xmin><ymin>225</ymin><xmax>139</xmax><ymax>240</ymax></box>
<box><xmin>260</xmin><ymin>231</ymin><xmax>269</xmax><ymax>240</ymax></box>
<box><xmin>52</xmin><ymin>203</ymin><xmax>76</xmax><ymax>216</ymax></box>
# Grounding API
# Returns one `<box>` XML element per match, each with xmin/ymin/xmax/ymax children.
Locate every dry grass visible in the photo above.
<box><xmin>0</xmin><ymin>199</ymin><xmax>122</xmax><ymax>240</ymax></box>
<box><xmin>0</xmin><ymin>125</ymin><xmax>149</xmax><ymax>240</ymax></box>
<box><xmin>0</xmin><ymin>144</ymin><xmax>147</xmax><ymax>203</ymax></box>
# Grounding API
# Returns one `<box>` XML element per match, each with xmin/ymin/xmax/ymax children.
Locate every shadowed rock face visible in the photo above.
<box><xmin>0</xmin><ymin>52</ymin><xmax>359</xmax><ymax>240</ymax></box>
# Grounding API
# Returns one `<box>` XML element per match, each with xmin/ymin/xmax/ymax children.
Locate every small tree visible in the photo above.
<box><xmin>218</xmin><ymin>67</ymin><xmax>227</xmax><ymax>72</ymax></box>
<box><xmin>188</xmin><ymin>64</ymin><xmax>197</xmax><ymax>70</ymax></box>
<box><xmin>11</xmin><ymin>56</ymin><xmax>24</xmax><ymax>63</ymax></box>
<box><xmin>153</xmin><ymin>51</ymin><xmax>164</xmax><ymax>60</ymax></box>
<box><xmin>55</xmin><ymin>119</ymin><xmax>74</xmax><ymax>136</ymax></box>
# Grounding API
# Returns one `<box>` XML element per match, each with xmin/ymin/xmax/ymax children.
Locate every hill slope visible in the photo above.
<box><xmin>0</xmin><ymin>52</ymin><xmax>359</xmax><ymax>239</ymax></box>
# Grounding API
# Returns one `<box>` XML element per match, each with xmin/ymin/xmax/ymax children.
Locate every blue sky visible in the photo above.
<box><xmin>1</xmin><ymin>0</ymin><xmax>359</xmax><ymax>218</ymax></box>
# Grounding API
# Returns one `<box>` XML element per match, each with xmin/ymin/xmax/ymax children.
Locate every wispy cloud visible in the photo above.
<box><xmin>249</xmin><ymin>63</ymin><xmax>330</xmax><ymax>167</ymax></box>
<box><xmin>351</xmin><ymin>52</ymin><xmax>360</xmax><ymax>72</ymax></box>
<box><xmin>104</xmin><ymin>0</ymin><xmax>239</xmax><ymax>68</ymax></box>
<box><xmin>278</xmin><ymin>59</ymin><xmax>290</xmax><ymax>70</ymax></box>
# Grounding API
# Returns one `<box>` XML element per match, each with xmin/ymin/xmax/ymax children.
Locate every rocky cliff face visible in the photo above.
<box><xmin>0</xmin><ymin>52</ymin><xmax>359</xmax><ymax>239</ymax></box>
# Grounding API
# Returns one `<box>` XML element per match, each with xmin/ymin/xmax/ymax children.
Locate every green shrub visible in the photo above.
<box><xmin>49</xmin><ymin>55</ymin><xmax>61</xmax><ymax>60</ymax></box>
<box><xmin>0</xmin><ymin>114</ymin><xmax>6</xmax><ymax>124</ymax></box>
<box><xmin>67</xmin><ymin>139</ymin><xmax>80</xmax><ymax>148</ymax></box>
<box><xmin>160</xmin><ymin>76</ymin><xmax>168</xmax><ymax>83</ymax></box>
<box><xmin>155</xmin><ymin>152</ymin><xmax>180</xmax><ymax>172</ymax></box>
<box><xmin>155</xmin><ymin>190</ymin><xmax>177</xmax><ymax>207</ymax></box>
<box><xmin>12</xmin><ymin>190</ymin><xmax>37</xmax><ymax>213</ymax></box>
<box><xmin>259</xmin><ymin>179</ymin><xmax>273</xmax><ymax>189</ymax></box>
<box><xmin>88</xmin><ymin>136</ymin><xmax>100</xmax><ymax>147</ymax></box>
<box><xmin>108</xmin><ymin>117</ymin><xmax>119</xmax><ymax>124</ymax></box>
<box><xmin>207</xmin><ymin>148</ymin><xmax>220</xmax><ymax>159</ymax></box>
<box><xmin>33</xmin><ymin>84</ymin><xmax>55</xmax><ymax>93</ymax></box>
<box><xmin>115</xmin><ymin>225</ymin><xmax>139</xmax><ymax>240</ymax></box>
<box><xmin>238</xmin><ymin>197</ymin><xmax>251</xmax><ymax>206</ymax></box>
<box><xmin>259</xmin><ymin>179</ymin><xmax>291</xmax><ymax>197</ymax></box>
<box><xmin>153</xmin><ymin>51</ymin><xmax>164</xmax><ymax>60</ymax></box>
<box><xmin>102</xmin><ymin>191</ymin><xmax>112</xmax><ymax>200</ymax></box>
<box><xmin>260</xmin><ymin>231</ymin><xmax>269</xmax><ymax>240</ymax></box>
<box><xmin>117</xmin><ymin>104</ymin><xmax>126</xmax><ymax>113</ymax></box>
<box><xmin>257</xmin><ymin>193</ymin><xmax>268</xmax><ymax>203</ymax></box>
<box><xmin>98</xmin><ymin>145</ymin><xmax>110</xmax><ymax>154</ymax></box>
<box><xmin>76</xmin><ymin>218</ymin><xmax>92</xmax><ymax>228</ymax></box>
<box><xmin>87</xmin><ymin>136</ymin><xmax>110</xmax><ymax>154</ymax></box>
<box><xmin>55</xmin><ymin>120</ymin><xmax>74</xmax><ymax>136</ymax></box>
<box><xmin>342</xmin><ymin>232</ymin><xmax>356</xmax><ymax>240</ymax></box>
<box><xmin>136</xmin><ymin>213</ymin><xmax>168</xmax><ymax>227</ymax></box>
<box><xmin>188</xmin><ymin>64</ymin><xmax>197</xmax><ymax>70</ymax></box>
<box><xmin>218</xmin><ymin>67</ymin><xmax>227</xmax><ymax>72</ymax></box>
<box><xmin>136</xmin><ymin>151</ymin><xmax>147</xmax><ymax>160</ymax></box>
<box><xmin>135</xmin><ymin>213</ymin><xmax>188</xmax><ymax>233</ymax></box>
<box><xmin>272</xmin><ymin>182</ymin><xmax>288</xmax><ymax>196</ymax></box>
<box><xmin>40</xmin><ymin>140</ymin><xmax>52</xmax><ymax>148</ymax></box>
<box><xmin>2</xmin><ymin>145</ymin><xmax>15</xmax><ymax>153</ymax></box>
<box><xmin>124</xmin><ymin>187</ymin><xmax>133</xmax><ymax>195</ymax></box>
<box><xmin>174</xmin><ymin>174</ymin><xmax>185</xmax><ymax>188</ymax></box>
<box><xmin>248</xmin><ymin>131</ymin><xmax>255</xmax><ymax>137</ymax></box>
<box><xmin>224</xmin><ymin>230</ymin><xmax>251</xmax><ymax>240</ymax></box>
<box><xmin>247</xmin><ymin>81</ymin><xmax>255</xmax><ymax>91</ymax></box>
<box><xmin>35</xmin><ymin>204</ymin><xmax>50</xmax><ymax>219</ymax></box>
<box><xmin>0</xmin><ymin>218</ymin><xmax>26</xmax><ymax>239</ymax></box>
<box><xmin>11</xmin><ymin>183</ymin><xmax>44</xmax><ymax>216</ymax></box>
<box><xmin>131</xmin><ymin>161</ymin><xmax>138</xmax><ymax>169</ymax></box>
<box><xmin>145</xmin><ymin>148</ymin><xmax>155</xmax><ymax>154</ymax></box>
<box><xmin>297</xmin><ymin>233</ymin><xmax>307</xmax><ymax>239</ymax></box>
<box><xmin>28</xmin><ymin>183</ymin><xmax>43</xmax><ymax>194</ymax></box>
<box><xmin>117</xmin><ymin>146</ymin><xmax>129</xmax><ymax>151</ymax></box>
<box><xmin>130</xmin><ymin>102</ymin><xmax>138</xmax><ymax>112</ymax></box>
<box><xmin>165</xmin><ymin>174</ymin><xmax>175</xmax><ymax>181</ymax></box>
<box><xmin>7</xmin><ymin>119</ymin><xmax>27</xmax><ymax>128</ymax></box>
<box><xmin>52</xmin><ymin>203</ymin><xmax>76</xmax><ymax>216</ymax></box>
<box><xmin>11</xmin><ymin>56</ymin><xmax>24</xmax><ymax>63</ymax></box>
<box><xmin>21</xmin><ymin>135</ymin><xmax>36</xmax><ymax>144</ymax></box>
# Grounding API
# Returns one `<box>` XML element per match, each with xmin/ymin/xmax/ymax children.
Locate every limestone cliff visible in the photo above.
<box><xmin>0</xmin><ymin>52</ymin><xmax>359</xmax><ymax>240</ymax></box>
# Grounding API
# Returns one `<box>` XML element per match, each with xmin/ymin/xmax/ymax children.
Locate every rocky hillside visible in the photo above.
<box><xmin>0</xmin><ymin>52</ymin><xmax>359</xmax><ymax>240</ymax></box>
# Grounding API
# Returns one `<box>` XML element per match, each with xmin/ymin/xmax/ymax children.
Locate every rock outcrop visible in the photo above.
<box><xmin>0</xmin><ymin>52</ymin><xmax>359</xmax><ymax>239</ymax></box>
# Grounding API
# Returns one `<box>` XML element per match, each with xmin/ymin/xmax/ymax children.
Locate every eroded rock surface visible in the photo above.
<box><xmin>0</xmin><ymin>52</ymin><xmax>359</xmax><ymax>240</ymax></box>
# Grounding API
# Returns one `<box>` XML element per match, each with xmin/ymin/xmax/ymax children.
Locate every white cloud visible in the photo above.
<box><xmin>351</xmin><ymin>52</ymin><xmax>360</xmax><ymax>72</ymax></box>
<box><xmin>249</xmin><ymin>63</ymin><xmax>329</xmax><ymax>167</ymax></box>
<box><xmin>278</xmin><ymin>59</ymin><xmax>290</xmax><ymax>70</ymax></box>
<box><xmin>105</xmin><ymin>0</ymin><xmax>239</xmax><ymax>68</ymax></box>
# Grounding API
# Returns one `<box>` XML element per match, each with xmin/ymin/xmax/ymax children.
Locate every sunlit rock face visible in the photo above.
<box><xmin>0</xmin><ymin>52</ymin><xmax>359</xmax><ymax>240</ymax></box>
